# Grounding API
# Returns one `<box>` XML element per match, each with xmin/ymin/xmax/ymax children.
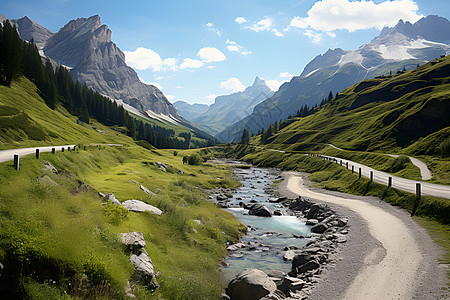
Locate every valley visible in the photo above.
<box><xmin>0</xmin><ymin>4</ymin><xmax>449</xmax><ymax>300</ymax></box>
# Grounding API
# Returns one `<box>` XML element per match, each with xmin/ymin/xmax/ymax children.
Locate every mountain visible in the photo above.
<box><xmin>217</xmin><ymin>15</ymin><xmax>450</xmax><ymax>142</ymax></box>
<box><xmin>9</xmin><ymin>15</ymin><xmax>181</xmax><ymax>122</ymax></box>
<box><xmin>173</xmin><ymin>101</ymin><xmax>209</xmax><ymax>121</ymax></box>
<box><xmin>192</xmin><ymin>77</ymin><xmax>274</xmax><ymax>136</ymax></box>
<box><xmin>259</xmin><ymin>55</ymin><xmax>450</xmax><ymax>154</ymax></box>
<box><xmin>10</xmin><ymin>16</ymin><xmax>53</xmax><ymax>50</ymax></box>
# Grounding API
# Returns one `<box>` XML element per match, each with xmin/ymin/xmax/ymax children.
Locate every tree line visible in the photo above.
<box><xmin>0</xmin><ymin>19</ymin><xmax>205</xmax><ymax>149</ymax></box>
<box><xmin>241</xmin><ymin>91</ymin><xmax>336</xmax><ymax>144</ymax></box>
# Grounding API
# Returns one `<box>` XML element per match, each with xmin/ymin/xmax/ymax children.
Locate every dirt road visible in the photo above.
<box><xmin>284</xmin><ymin>172</ymin><xmax>447</xmax><ymax>299</ymax></box>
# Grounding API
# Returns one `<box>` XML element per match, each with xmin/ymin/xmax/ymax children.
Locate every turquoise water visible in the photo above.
<box><xmin>221</xmin><ymin>167</ymin><xmax>311</xmax><ymax>283</ymax></box>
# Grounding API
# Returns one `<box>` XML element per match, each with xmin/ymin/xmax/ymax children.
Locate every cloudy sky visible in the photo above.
<box><xmin>1</xmin><ymin>0</ymin><xmax>449</xmax><ymax>105</ymax></box>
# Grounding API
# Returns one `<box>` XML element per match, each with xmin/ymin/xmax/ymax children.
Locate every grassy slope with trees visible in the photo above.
<box><xmin>0</xmin><ymin>20</ymin><xmax>245</xmax><ymax>299</ymax></box>
<box><xmin>0</xmin><ymin>75</ymin><xmax>246</xmax><ymax>299</ymax></box>
<box><xmin>222</xmin><ymin>57</ymin><xmax>450</xmax><ymax>280</ymax></box>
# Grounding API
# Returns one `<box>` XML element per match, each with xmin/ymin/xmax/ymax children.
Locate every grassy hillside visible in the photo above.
<box><xmin>0</xmin><ymin>77</ymin><xmax>245</xmax><ymax>299</ymax></box>
<box><xmin>256</xmin><ymin>56</ymin><xmax>450</xmax><ymax>184</ymax></box>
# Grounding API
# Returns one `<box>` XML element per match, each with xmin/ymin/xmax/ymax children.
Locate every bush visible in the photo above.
<box><xmin>102</xmin><ymin>202</ymin><xmax>128</xmax><ymax>225</ymax></box>
<box><xmin>183</xmin><ymin>154</ymin><xmax>202</xmax><ymax>165</ymax></box>
<box><xmin>173</xmin><ymin>150</ymin><xmax>178</xmax><ymax>156</ymax></box>
<box><xmin>437</xmin><ymin>137</ymin><xmax>450</xmax><ymax>157</ymax></box>
<box><xmin>389</xmin><ymin>155</ymin><xmax>410</xmax><ymax>173</ymax></box>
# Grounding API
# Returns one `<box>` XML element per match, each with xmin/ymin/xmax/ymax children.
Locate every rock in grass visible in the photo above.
<box><xmin>140</xmin><ymin>184</ymin><xmax>157</xmax><ymax>196</ymax></box>
<box><xmin>42</xmin><ymin>161</ymin><xmax>58</xmax><ymax>174</ymax></box>
<box><xmin>130</xmin><ymin>252</ymin><xmax>155</xmax><ymax>285</ymax></box>
<box><xmin>119</xmin><ymin>232</ymin><xmax>146</xmax><ymax>248</ymax></box>
<box><xmin>122</xmin><ymin>200</ymin><xmax>162</xmax><ymax>215</ymax></box>
<box><xmin>104</xmin><ymin>193</ymin><xmax>121</xmax><ymax>205</ymax></box>
<box><xmin>226</xmin><ymin>269</ymin><xmax>277</xmax><ymax>300</ymax></box>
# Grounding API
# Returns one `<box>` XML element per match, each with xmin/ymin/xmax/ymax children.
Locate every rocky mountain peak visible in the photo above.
<box><xmin>10</xmin><ymin>16</ymin><xmax>54</xmax><ymax>49</ymax></box>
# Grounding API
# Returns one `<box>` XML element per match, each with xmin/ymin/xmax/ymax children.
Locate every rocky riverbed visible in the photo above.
<box><xmin>209</xmin><ymin>166</ymin><xmax>350</xmax><ymax>300</ymax></box>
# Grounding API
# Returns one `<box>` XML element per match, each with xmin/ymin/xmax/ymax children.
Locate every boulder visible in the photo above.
<box><xmin>273</xmin><ymin>210</ymin><xmax>282</xmax><ymax>216</ymax></box>
<box><xmin>277</xmin><ymin>275</ymin><xmax>305</xmax><ymax>294</ymax></box>
<box><xmin>119</xmin><ymin>232</ymin><xmax>146</xmax><ymax>248</ymax></box>
<box><xmin>155</xmin><ymin>162</ymin><xmax>167</xmax><ymax>172</ymax></box>
<box><xmin>226</xmin><ymin>269</ymin><xmax>277</xmax><ymax>300</ymax></box>
<box><xmin>104</xmin><ymin>193</ymin><xmax>121</xmax><ymax>205</ymax></box>
<box><xmin>42</xmin><ymin>161</ymin><xmax>58</xmax><ymax>174</ymax></box>
<box><xmin>306</xmin><ymin>219</ymin><xmax>319</xmax><ymax>225</ymax></box>
<box><xmin>140</xmin><ymin>184</ymin><xmax>157</xmax><ymax>197</ymax></box>
<box><xmin>311</xmin><ymin>223</ymin><xmax>328</xmax><ymax>234</ymax></box>
<box><xmin>338</xmin><ymin>218</ymin><xmax>348</xmax><ymax>227</ymax></box>
<box><xmin>122</xmin><ymin>200</ymin><xmax>162</xmax><ymax>215</ymax></box>
<box><xmin>248</xmin><ymin>204</ymin><xmax>272</xmax><ymax>217</ymax></box>
<box><xmin>283</xmin><ymin>250</ymin><xmax>302</xmax><ymax>261</ymax></box>
<box><xmin>306</xmin><ymin>204</ymin><xmax>329</xmax><ymax>219</ymax></box>
<box><xmin>130</xmin><ymin>252</ymin><xmax>155</xmax><ymax>286</ymax></box>
<box><xmin>292</xmin><ymin>253</ymin><xmax>311</xmax><ymax>269</ymax></box>
<box><xmin>296</xmin><ymin>260</ymin><xmax>320</xmax><ymax>274</ymax></box>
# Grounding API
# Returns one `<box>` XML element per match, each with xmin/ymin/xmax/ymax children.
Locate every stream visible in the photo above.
<box><xmin>221</xmin><ymin>167</ymin><xmax>312</xmax><ymax>283</ymax></box>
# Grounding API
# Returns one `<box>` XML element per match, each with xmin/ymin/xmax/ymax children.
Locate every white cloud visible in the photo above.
<box><xmin>279</xmin><ymin>72</ymin><xmax>294</xmax><ymax>78</ymax></box>
<box><xmin>235</xmin><ymin>17</ymin><xmax>248</xmax><ymax>24</ymax></box>
<box><xmin>227</xmin><ymin>45</ymin><xmax>240</xmax><ymax>52</ymax></box>
<box><xmin>180</xmin><ymin>58</ymin><xmax>205</xmax><ymax>69</ymax></box>
<box><xmin>243</xmin><ymin>17</ymin><xmax>284</xmax><ymax>37</ymax></box>
<box><xmin>304</xmin><ymin>30</ymin><xmax>324</xmax><ymax>44</ymax></box>
<box><xmin>206</xmin><ymin>22</ymin><xmax>222</xmax><ymax>36</ymax></box>
<box><xmin>220</xmin><ymin>78</ymin><xmax>245</xmax><ymax>92</ymax></box>
<box><xmin>226</xmin><ymin>40</ymin><xmax>252</xmax><ymax>55</ymax></box>
<box><xmin>206</xmin><ymin>94</ymin><xmax>216</xmax><ymax>101</ymax></box>
<box><xmin>197</xmin><ymin>47</ymin><xmax>226</xmax><ymax>62</ymax></box>
<box><xmin>265</xmin><ymin>79</ymin><xmax>285</xmax><ymax>91</ymax></box>
<box><xmin>124</xmin><ymin>47</ymin><xmax>178</xmax><ymax>71</ymax></box>
<box><xmin>286</xmin><ymin>0</ymin><xmax>423</xmax><ymax>32</ymax></box>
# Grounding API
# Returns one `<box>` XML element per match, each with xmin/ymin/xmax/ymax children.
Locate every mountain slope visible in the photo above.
<box><xmin>193</xmin><ymin>77</ymin><xmax>273</xmax><ymax>136</ymax></box>
<box><xmin>260</xmin><ymin>55</ymin><xmax>450</xmax><ymax>155</ymax></box>
<box><xmin>41</xmin><ymin>15</ymin><xmax>180</xmax><ymax>119</ymax></box>
<box><xmin>217</xmin><ymin>15</ymin><xmax>450</xmax><ymax>142</ymax></box>
<box><xmin>173</xmin><ymin>101</ymin><xmax>209</xmax><ymax>121</ymax></box>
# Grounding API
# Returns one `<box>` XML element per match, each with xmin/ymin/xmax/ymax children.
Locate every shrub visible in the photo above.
<box><xmin>102</xmin><ymin>202</ymin><xmax>128</xmax><ymax>226</ymax></box>
<box><xmin>389</xmin><ymin>155</ymin><xmax>410</xmax><ymax>173</ymax></box>
<box><xmin>183</xmin><ymin>154</ymin><xmax>202</xmax><ymax>165</ymax></box>
<box><xmin>173</xmin><ymin>150</ymin><xmax>178</xmax><ymax>156</ymax></box>
<box><xmin>437</xmin><ymin>137</ymin><xmax>450</xmax><ymax>157</ymax></box>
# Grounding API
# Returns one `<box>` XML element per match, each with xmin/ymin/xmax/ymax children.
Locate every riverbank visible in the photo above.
<box><xmin>278</xmin><ymin>171</ymin><xmax>448</xmax><ymax>299</ymax></box>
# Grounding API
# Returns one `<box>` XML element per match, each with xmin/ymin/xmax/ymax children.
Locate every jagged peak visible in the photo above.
<box><xmin>252</xmin><ymin>76</ymin><xmax>265</xmax><ymax>86</ymax></box>
<box><xmin>60</xmin><ymin>15</ymin><xmax>102</xmax><ymax>33</ymax></box>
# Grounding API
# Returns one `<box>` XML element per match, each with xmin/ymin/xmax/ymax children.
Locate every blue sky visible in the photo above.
<box><xmin>1</xmin><ymin>0</ymin><xmax>449</xmax><ymax>105</ymax></box>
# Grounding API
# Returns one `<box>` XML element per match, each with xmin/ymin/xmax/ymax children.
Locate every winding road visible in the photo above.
<box><xmin>0</xmin><ymin>145</ymin><xmax>76</xmax><ymax>163</ymax></box>
<box><xmin>286</xmin><ymin>172</ymin><xmax>426</xmax><ymax>300</ymax></box>
<box><xmin>320</xmin><ymin>154</ymin><xmax>450</xmax><ymax>199</ymax></box>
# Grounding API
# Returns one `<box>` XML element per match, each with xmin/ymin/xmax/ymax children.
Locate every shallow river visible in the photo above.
<box><xmin>221</xmin><ymin>167</ymin><xmax>312</xmax><ymax>283</ymax></box>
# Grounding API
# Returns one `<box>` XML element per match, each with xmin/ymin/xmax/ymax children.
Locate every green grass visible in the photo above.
<box><xmin>0</xmin><ymin>77</ymin><xmax>246</xmax><ymax>299</ymax></box>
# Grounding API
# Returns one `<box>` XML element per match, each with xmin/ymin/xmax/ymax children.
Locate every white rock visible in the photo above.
<box><xmin>119</xmin><ymin>232</ymin><xmax>146</xmax><ymax>248</ymax></box>
<box><xmin>122</xmin><ymin>200</ymin><xmax>162</xmax><ymax>215</ymax></box>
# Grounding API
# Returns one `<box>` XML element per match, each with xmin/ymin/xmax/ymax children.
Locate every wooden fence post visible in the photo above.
<box><xmin>62</xmin><ymin>147</ymin><xmax>64</xmax><ymax>152</ymax></box>
<box><xmin>359</xmin><ymin>168</ymin><xmax>362</xmax><ymax>179</ymax></box>
<box><xmin>352</xmin><ymin>165</ymin><xmax>354</xmax><ymax>173</ymax></box>
<box><xmin>52</xmin><ymin>148</ymin><xmax>55</xmax><ymax>154</ymax></box>
<box><xmin>346</xmin><ymin>162</ymin><xmax>348</xmax><ymax>169</ymax></box>
<box><xmin>14</xmin><ymin>154</ymin><xmax>19</xmax><ymax>170</ymax></box>
<box><xmin>388</xmin><ymin>177</ymin><xmax>392</xmax><ymax>187</ymax></box>
<box><xmin>411</xmin><ymin>183</ymin><xmax>421</xmax><ymax>216</ymax></box>
<box><xmin>370</xmin><ymin>171</ymin><xmax>373</xmax><ymax>182</ymax></box>
<box><xmin>36</xmin><ymin>149</ymin><xmax>39</xmax><ymax>159</ymax></box>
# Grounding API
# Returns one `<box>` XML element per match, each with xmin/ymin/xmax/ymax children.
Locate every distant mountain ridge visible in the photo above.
<box><xmin>217</xmin><ymin>15</ymin><xmax>450</xmax><ymax>142</ymax></box>
<box><xmin>4</xmin><ymin>14</ymin><xmax>181</xmax><ymax>122</ymax></box>
<box><xmin>192</xmin><ymin>77</ymin><xmax>274</xmax><ymax>135</ymax></box>
<box><xmin>173</xmin><ymin>101</ymin><xmax>209</xmax><ymax>121</ymax></box>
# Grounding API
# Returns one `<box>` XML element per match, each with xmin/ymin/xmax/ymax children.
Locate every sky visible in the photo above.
<box><xmin>1</xmin><ymin>0</ymin><xmax>449</xmax><ymax>105</ymax></box>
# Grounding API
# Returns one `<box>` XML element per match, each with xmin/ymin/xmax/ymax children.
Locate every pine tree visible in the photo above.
<box><xmin>241</xmin><ymin>129</ymin><xmax>250</xmax><ymax>144</ymax></box>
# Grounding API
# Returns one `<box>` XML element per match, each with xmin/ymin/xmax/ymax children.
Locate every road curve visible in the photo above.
<box><xmin>320</xmin><ymin>155</ymin><xmax>449</xmax><ymax>199</ymax></box>
<box><xmin>286</xmin><ymin>172</ymin><xmax>423</xmax><ymax>300</ymax></box>
<box><xmin>0</xmin><ymin>145</ymin><xmax>76</xmax><ymax>163</ymax></box>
